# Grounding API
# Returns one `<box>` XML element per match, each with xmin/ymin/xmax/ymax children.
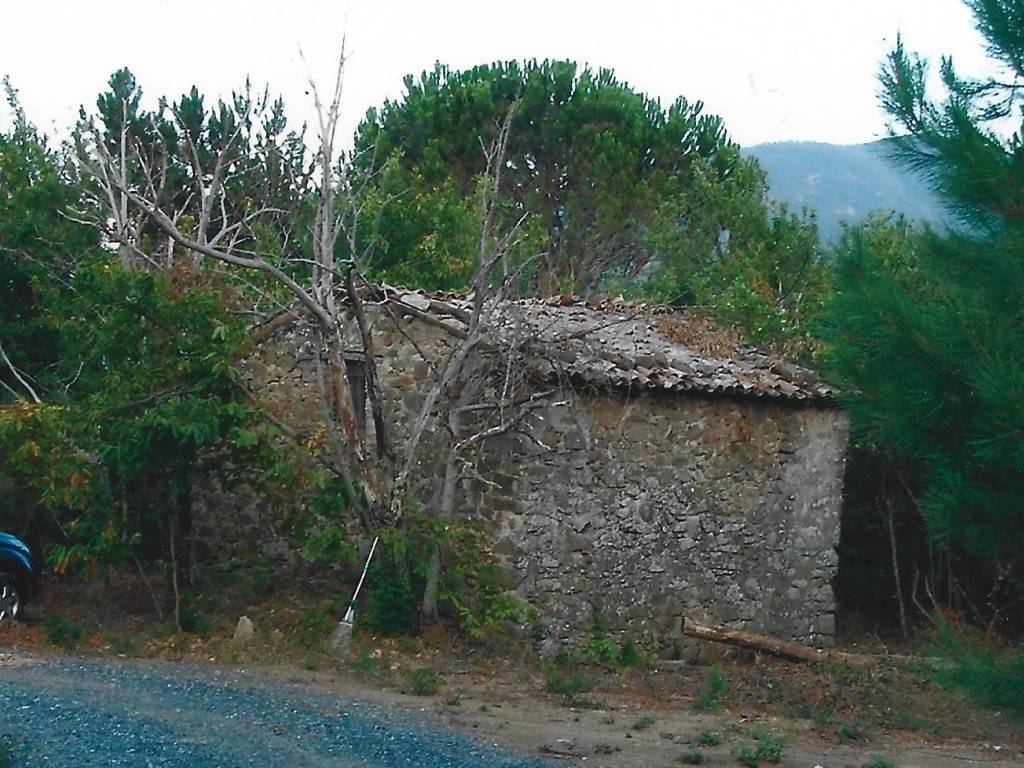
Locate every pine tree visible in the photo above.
<box><xmin>828</xmin><ymin>0</ymin><xmax>1024</xmax><ymax>629</ymax></box>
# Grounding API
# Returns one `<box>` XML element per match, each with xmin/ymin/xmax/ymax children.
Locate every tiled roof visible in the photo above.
<box><xmin>387</xmin><ymin>290</ymin><xmax>837</xmax><ymax>403</ymax></box>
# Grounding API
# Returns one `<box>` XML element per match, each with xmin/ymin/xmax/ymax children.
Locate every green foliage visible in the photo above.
<box><xmin>731</xmin><ymin>729</ymin><xmax>785</xmax><ymax>767</ymax></box>
<box><xmin>693</xmin><ymin>664</ymin><xmax>728</xmax><ymax>713</ymax></box>
<box><xmin>354</xmin><ymin>60</ymin><xmax>826</xmax><ymax>356</ymax></box>
<box><xmin>827</xmin><ymin>0</ymin><xmax>1024</xmax><ymax>633</ymax></box>
<box><xmin>834</xmin><ymin>720</ymin><xmax>866</xmax><ymax>743</ymax></box>
<box><xmin>0</xmin><ymin>199</ymin><xmax>289</xmax><ymax>578</ymax></box>
<box><xmin>934</xmin><ymin>623</ymin><xmax>1024</xmax><ymax>712</ymax></box>
<box><xmin>45</xmin><ymin>615</ymin><xmax>84</xmax><ymax>650</ymax></box>
<box><xmin>862</xmin><ymin>756</ymin><xmax>898</xmax><ymax>768</ymax></box>
<box><xmin>298</xmin><ymin>598</ymin><xmax>346</xmax><ymax>649</ymax></box>
<box><xmin>678</xmin><ymin>750</ymin><xmax>705</xmax><ymax>765</ymax></box>
<box><xmin>693</xmin><ymin>730</ymin><xmax>722</xmax><ymax>747</ymax></box>
<box><xmin>632</xmin><ymin>715</ymin><xmax>657</xmax><ymax>731</ymax></box>
<box><xmin>406</xmin><ymin>666</ymin><xmax>441</xmax><ymax>696</ymax></box>
<box><xmin>177</xmin><ymin>604</ymin><xmax>207</xmax><ymax>635</ymax></box>
<box><xmin>356</xmin><ymin>60</ymin><xmax>741</xmax><ymax>294</ymax></box>
<box><xmin>576</xmin><ymin>610</ymin><xmax>645</xmax><ymax>670</ymax></box>
<box><xmin>544</xmin><ymin>667</ymin><xmax>594</xmax><ymax>705</ymax></box>
<box><xmin>635</xmin><ymin>154</ymin><xmax>826</xmax><ymax>357</ymax></box>
<box><xmin>105</xmin><ymin>633</ymin><xmax>142</xmax><ymax>656</ymax></box>
<box><xmin>357</xmin><ymin>512</ymin><xmax>533</xmax><ymax>639</ymax></box>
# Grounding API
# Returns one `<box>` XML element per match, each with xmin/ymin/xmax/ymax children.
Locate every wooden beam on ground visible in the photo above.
<box><xmin>681</xmin><ymin>618</ymin><xmax>879</xmax><ymax>668</ymax></box>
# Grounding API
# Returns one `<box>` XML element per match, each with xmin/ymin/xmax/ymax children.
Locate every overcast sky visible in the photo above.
<box><xmin>4</xmin><ymin>0</ymin><xmax>995</xmax><ymax>148</ymax></box>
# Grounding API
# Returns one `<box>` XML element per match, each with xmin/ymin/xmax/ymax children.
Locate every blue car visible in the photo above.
<box><xmin>0</xmin><ymin>532</ymin><xmax>38</xmax><ymax>622</ymax></box>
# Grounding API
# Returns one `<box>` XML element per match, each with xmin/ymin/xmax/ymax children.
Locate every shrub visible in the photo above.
<box><xmin>936</xmin><ymin>625</ymin><xmax>1024</xmax><ymax>713</ymax></box>
<box><xmin>862</xmin><ymin>756</ymin><xmax>897</xmax><ymax>768</ymax></box>
<box><xmin>731</xmin><ymin>729</ymin><xmax>785</xmax><ymax>767</ymax></box>
<box><xmin>632</xmin><ymin>715</ymin><xmax>657</xmax><ymax>731</ymax></box>
<box><xmin>692</xmin><ymin>730</ymin><xmax>722</xmax><ymax>747</ymax></box>
<box><xmin>545</xmin><ymin>668</ymin><xmax>594</xmax><ymax>706</ymax></box>
<box><xmin>45</xmin><ymin>615</ymin><xmax>83</xmax><ymax>650</ymax></box>
<box><xmin>177</xmin><ymin>605</ymin><xmax>207</xmax><ymax>635</ymax></box>
<box><xmin>678</xmin><ymin>750</ymin><xmax>705</xmax><ymax>765</ymax></box>
<box><xmin>835</xmin><ymin>720</ymin><xmax>866</xmax><ymax>743</ymax></box>
<box><xmin>693</xmin><ymin>664</ymin><xmax>728</xmax><ymax>713</ymax></box>
<box><xmin>358</xmin><ymin>513</ymin><xmax>534</xmax><ymax>639</ymax></box>
<box><xmin>406</xmin><ymin>666</ymin><xmax>441</xmax><ymax>696</ymax></box>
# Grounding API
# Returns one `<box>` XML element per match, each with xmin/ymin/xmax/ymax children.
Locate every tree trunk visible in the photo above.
<box><xmin>421</xmin><ymin>445</ymin><xmax>459</xmax><ymax>624</ymax></box>
<box><xmin>681</xmin><ymin>618</ymin><xmax>878</xmax><ymax>668</ymax></box>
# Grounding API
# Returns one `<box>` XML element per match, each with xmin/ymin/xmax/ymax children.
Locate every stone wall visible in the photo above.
<box><xmin>196</xmin><ymin>309</ymin><xmax>847</xmax><ymax>648</ymax></box>
<box><xmin>467</xmin><ymin>392</ymin><xmax>846</xmax><ymax>649</ymax></box>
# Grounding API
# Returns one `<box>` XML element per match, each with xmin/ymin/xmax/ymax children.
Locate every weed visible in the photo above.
<box><xmin>862</xmin><ymin>756</ymin><xmax>897</xmax><ymax>768</ymax></box>
<box><xmin>693</xmin><ymin>664</ymin><xmax>728</xmax><ymax>713</ymax></box>
<box><xmin>835</xmin><ymin>719</ymin><xmax>866</xmax><ymax>743</ymax></box>
<box><xmin>346</xmin><ymin>644</ymin><xmax>379</xmax><ymax>675</ymax></box>
<box><xmin>298</xmin><ymin>600</ymin><xmax>343</xmax><ymax>649</ymax></box>
<box><xmin>177</xmin><ymin>605</ymin><xmax>207</xmax><ymax>635</ymax></box>
<box><xmin>731</xmin><ymin>729</ymin><xmax>785</xmax><ymax>767</ymax></box>
<box><xmin>105</xmin><ymin>633</ymin><xmax>141</xmax><ymax>656</ymax></box>
<box><xmin>619</xmin><ymin>635</ymin><xmax>641</xmax><ymax>667</ymax></box>
<box><xmin>45</xmin><ymin>615</ymin><xmax>83</xmax><ymax>650</ymax></box>
<box><xmin>545</xmin><ymin>668</ymin><xmax>594</xmax><ymax>706</ymax></box>
<box><xmin>300</xmin><ymin>655</ymin><xmax>318</xmax><ymax>671</ymax></box>
<box><xmin>692</xmin><ymin>730</ymin><xmax>722</xmax><ymax>747</ymax></box>
<box><xmin>632</xmin><ymin>715</ymin><xmax>657</xmax><ymax>731</ymax></box>
<box><xmin>406</xmin><ymin>666</ymin><xmax>441</xmax><ymax>696</ymax></box>
<box><xmin>678</xmin><ymin>750</ymin><xmax>705</xmax><ymax>765</ymax></box>
<box><xmin>935</xmin><ymin>623</ymin><xmax>1024</xmax><ymax>714</ymax></box>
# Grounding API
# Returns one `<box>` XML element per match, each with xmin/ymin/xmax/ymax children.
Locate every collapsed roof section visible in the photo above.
<box><xmin>385</xmin><ymin>289</ymin><xmax>837</xmax><ymax>403</ymax></box>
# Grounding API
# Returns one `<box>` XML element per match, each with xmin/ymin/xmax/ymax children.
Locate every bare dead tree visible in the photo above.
<box><xmin>75</xmin><ymin>53</ymin><xmax>581</xmax><ymax>631</ymax></box>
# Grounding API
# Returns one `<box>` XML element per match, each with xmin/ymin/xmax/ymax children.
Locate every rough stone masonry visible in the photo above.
<box><xmin>200</xmin><ymin>292</ymin><xmax>847</xmax><ymax>649</ymax></box>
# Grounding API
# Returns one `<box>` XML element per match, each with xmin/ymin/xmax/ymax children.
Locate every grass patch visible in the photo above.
<box><xmin>862</xmin><ymin>756</ymin><xmax>897</xmax><ymax>768</ymax></box>
<box><xmin>692</xmin><ymin>730</ymin><xmax>722</xmax><ymax>747</ymax></box>
<box><xmin>678</xmin><ymin>749</ymin><xmax>705</xmax><ymax>765</ymax></box>
<box><xmin>44</xmin><ymin>615</ymin><xmax>83</xmax><ymax>650</ymax></box>
<box><xmin>105</xmin><ymin>633</ymin><xmax>142</xmax><ymax>656</ymax></box>
<box><xmin>631</xmin><ymin>715</ymin><xmax>657</xmax><ymax>731</ymax></box>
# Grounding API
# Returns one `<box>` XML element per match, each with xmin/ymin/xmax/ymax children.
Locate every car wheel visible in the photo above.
<box><xmin>0</xmin><ymin>573</ymin><xmax>21</xmax><ymax>622</ymax></box>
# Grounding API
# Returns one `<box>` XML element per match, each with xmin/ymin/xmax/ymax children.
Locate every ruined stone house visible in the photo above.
<box><xmin>196</xmin><ymin>291</ymin><xmax>847</xmax><ymax>649</ymax></box>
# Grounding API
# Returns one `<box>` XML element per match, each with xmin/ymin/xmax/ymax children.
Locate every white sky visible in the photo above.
<box><xmin>3</xmin><ymin>0</ymin><xmax>995</xmax><ymax>148</ymax></box>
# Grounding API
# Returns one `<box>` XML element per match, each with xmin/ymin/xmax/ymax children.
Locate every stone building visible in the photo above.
<box><xmin>201</xmin><ymin>291</ymin><xmax>847</xmax><ymax>649</ymax></box>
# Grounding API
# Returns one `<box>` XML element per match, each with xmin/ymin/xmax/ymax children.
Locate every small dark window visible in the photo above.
<box><xmin>345</xmin><ymin>355</ymin><xmax>367</xmax><ymax>434</ymax></box>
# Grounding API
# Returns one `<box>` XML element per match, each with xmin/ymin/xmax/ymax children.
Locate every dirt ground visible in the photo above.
<box><xmin>3</xmin><ymin>578</ymin><xmax>1022</xmax><ymax>768</ymax></box>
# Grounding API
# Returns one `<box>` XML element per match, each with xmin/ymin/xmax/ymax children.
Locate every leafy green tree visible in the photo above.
<box><xmin>355</xmin><ymin>60</ymin><xmax>741</xmax><ymax>293</ymax></box>
<box><xmin>635</xmin><ymin>154</ymin><xmax>826</xmax><ymax>356</ymax></box>
<box><xmin>828</xmin><ymin>0</ymin><xmax>1024</xmax><ymax>629</ymax></box>
<box><xmin>0</xmin><ymin>93</ymin><xmax>298</xmax><ymax>624</ymax></box>
<box><xmin>355</xmin><ymin>60</ymin><xmax>825</xmax><ymax>356</ymax></box>
<box><xmin>1</xmin><ymin>78</ymin><xmax>98</xmax><ymax>398</ymax></box>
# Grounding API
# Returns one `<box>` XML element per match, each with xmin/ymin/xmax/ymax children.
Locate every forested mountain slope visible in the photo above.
<box><xmin>745</xmin><ymin>140</ymin><xmax>945</xmax><ymax>240</ymax></box>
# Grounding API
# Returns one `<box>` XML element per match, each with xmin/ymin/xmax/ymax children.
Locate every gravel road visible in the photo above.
<box><xmin>0</xmin><ymin>653</ymin><xmax>552</xmax><ymax>767</ymax></box>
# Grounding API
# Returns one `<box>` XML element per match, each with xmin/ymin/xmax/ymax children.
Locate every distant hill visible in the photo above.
<box><xmin>744</xmin><ymin>140</ymin><xmax>946</xmax><ymax>241</ymax></box>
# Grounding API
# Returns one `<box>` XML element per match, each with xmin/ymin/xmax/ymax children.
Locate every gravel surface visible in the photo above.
<box><xmin>0</xmin><ymin>653</ymin><xmax>553</xmax><ymax>767</ymax></box>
